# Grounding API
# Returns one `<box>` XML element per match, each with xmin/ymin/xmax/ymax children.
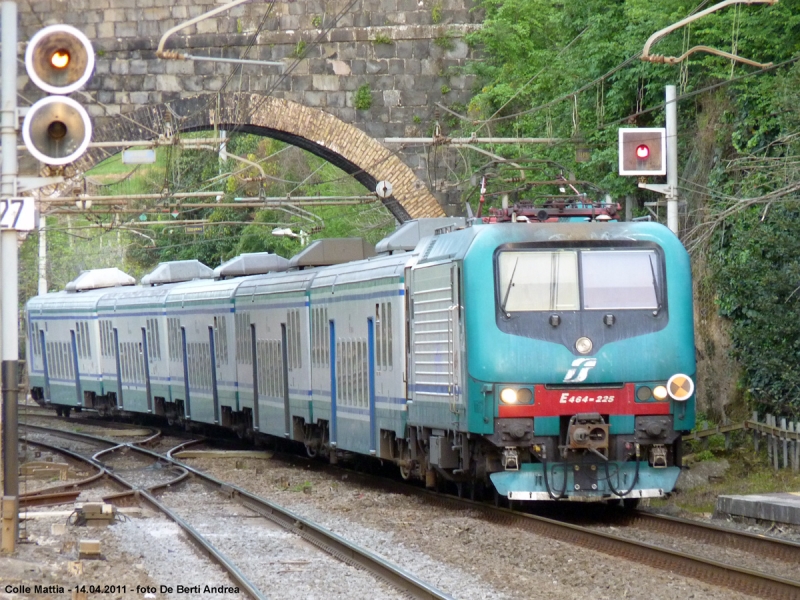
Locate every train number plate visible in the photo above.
<box><xmin>558</xmin><ymin>392</ymin><xmax>615</xmax><ymax>404</ymax></box>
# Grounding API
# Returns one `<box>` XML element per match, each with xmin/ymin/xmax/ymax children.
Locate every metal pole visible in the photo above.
<box><xmin>666</xmin><ymin>85</ymin><xmax>679</xmax><ymax>234</ymax></box>
<box><xmin>38</xmin><ymin>209</ymin><xmax>46</xmax><ymax>295</ymax></box>
<box><xmin>0</xmin><ymin>0</ymin><xmax>19</xmax><ymax>552</ymax></box>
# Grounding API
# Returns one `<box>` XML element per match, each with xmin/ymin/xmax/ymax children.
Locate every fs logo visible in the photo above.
<box><xmin>563</xmin><ymin>358</ymin><xmax>597</xmax><ymax>383</ymax></box>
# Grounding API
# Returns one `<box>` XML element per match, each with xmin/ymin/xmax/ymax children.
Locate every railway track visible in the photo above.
<box><xmin>19</xmin><ymin>424</ymin><xmax>454</xmax><ymax>600</ymax></box>
<box><xmin>22</xmin><ymin>414</ymin><xmax>800</xmax><ymax>599</ymax></box>
<box><xmin>201</xmin><ymin>446</ymin><xmax>800</xmax><ymax>600</ymax></box>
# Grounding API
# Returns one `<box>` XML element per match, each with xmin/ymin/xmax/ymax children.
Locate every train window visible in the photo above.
<box><xmin>581</xmin><ymin>250</ymin><xmax>660</xmax><ymax>310</ymax></box>
<box><xmin>167</xmin><ymin>318</ymin><xmax>181</xmax><ymax>361</ymax></box>
<box><xmin>497</xmin><ymin>251</ymin><xmax>579</xmax><ymax>312</ymax></box>
<box><xmin>84</xmin><ymin>322</ymin><xmax>91</xmax><ymax>358</ymax></box>
<box><xmin>235</xmin><ymin>313</ymin><xmax>252</xmax><ymax>364</ymax></box>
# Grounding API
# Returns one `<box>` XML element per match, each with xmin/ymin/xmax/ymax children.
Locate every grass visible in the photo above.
<box><xmin>650</xmin><ymin>445</ymin><xmax>800</xmax><ymax>515</ymax></box>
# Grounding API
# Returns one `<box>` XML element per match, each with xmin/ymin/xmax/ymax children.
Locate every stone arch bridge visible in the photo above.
<box><xmin>17</xmin><ymin>0</ymin><xmax>482</xmax><ymax>220</ymax></box>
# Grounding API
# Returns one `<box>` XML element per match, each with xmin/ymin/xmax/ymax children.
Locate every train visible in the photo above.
<box><xmin>25</xmin><ymin>206</ymin><xmax>696</xmax><ymax>503</ymax></box>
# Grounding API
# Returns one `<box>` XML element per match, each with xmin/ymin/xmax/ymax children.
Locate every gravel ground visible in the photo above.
<box><xmin>183</xmin><ymin>456</ymin><xmax>766</xmax><ymax>600</ymax></box>
<box><xmin>3</xmin><ymin>442</ymin><xmax>790</xmax><ymax>600</ymax></box>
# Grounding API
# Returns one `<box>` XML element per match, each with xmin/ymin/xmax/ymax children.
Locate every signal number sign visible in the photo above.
<box><xmin>0</xmin><ymin>197</ymin><xmax>37</xmax><ymax>231</ymax></box>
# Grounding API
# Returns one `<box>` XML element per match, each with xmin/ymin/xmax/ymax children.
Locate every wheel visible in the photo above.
<box><xmin>63</xmin><ymin>408</ymin><xmax>71</xmax><ymax>418</ymax></box>
<box><xmin>305</xmin><ymin>444</ymin><xmax>318</xmax><ymax>458</ymax></box>
<box><xmin>55</xmin><ymin>407</ymin><xmax>63</xmax><ymax>417</ymax></box>
<box><xmin>398</xmin><ymin>463</ymin><xmax>412</xmax><ymax>480</ymax></box>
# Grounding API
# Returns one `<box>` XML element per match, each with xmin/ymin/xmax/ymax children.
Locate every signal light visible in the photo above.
<box><xmin>23</xmin><ymin>24</ymin><xmax>94</xmax><ymax>166</ymax></box>
<box><xmin>618</xmin><ymin>128</ymin><xmax>666</xmax><ymax>176</ymax></box>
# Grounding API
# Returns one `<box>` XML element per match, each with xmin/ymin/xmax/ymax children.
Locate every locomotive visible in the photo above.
<box><xmin>26</xmin><ymin>207</ymin><xmax>695</xmax><ymax>502</ymax></box>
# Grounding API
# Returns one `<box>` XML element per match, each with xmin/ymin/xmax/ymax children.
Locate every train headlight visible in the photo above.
<box><xmin>500</xmin><ymin>388</ymin><xmax>518</xmax><ymax>404</ymax></box>
<box><xmin>653</xmin><ymin>385</ymin><xmax>668</xmax><ymax>401</ymax></box>
<box><xmin>666</xmin><ymin>374</ymin><xmax>694</xmax><ymax>401</ymax></box>
<box><xmin>575</xmin><ymin>337</ymin><xmax>593</xmax><ymax>354</ymax></box>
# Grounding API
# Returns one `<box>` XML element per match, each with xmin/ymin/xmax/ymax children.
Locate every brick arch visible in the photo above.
<box><xmin>77</xmin><ymin>93</ymin><xmax>444</xmax><ymax>222</ymax></box>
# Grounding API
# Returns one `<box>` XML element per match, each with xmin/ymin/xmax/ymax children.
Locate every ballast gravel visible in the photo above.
<box><xmin>184</xmin><ymin>456</ymin><xmax>767</xmax><ymax>600</ymax></box>
<box><xmin>2</xmin><ymin>449</ymin><xmax>783</xmax><ymax>600</ymax></box>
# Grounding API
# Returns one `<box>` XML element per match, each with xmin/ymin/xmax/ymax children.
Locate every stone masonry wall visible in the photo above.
<box><xmin>17</xmin><ymin>0</ymin><xmax>482</xmax><ymax>216</ymax></box>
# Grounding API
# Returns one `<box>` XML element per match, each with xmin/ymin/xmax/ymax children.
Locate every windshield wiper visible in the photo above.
<box><xmin>500</xmin><ymin>257</ymin><xmax>519</xmax><ymax>315</ymax></box>
<box><xmin>648</xmin><ymin>254</ymin><xmax>662</xmax><ymax>316</ymax></box>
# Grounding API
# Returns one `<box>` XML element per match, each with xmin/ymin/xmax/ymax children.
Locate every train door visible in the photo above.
<box><xmin>408</xmin><ymin>262</ymin><xmax>463</xmax><ymax>430</ymax></box>
<box><xmin>280</xmin><ymin>323</ymin><xmax>291</xmax><ymax>437</ymax></box>
<box><xmin>368</xmin><ymin>317</ymin><xmax>377</xmax><ymax>454</ymax></box>
<box><xmin>249</xmin><ymin>324</ymin><xmax>259</xmax><ymax>432</ymax></box>
<box><xmin>180</xmin><ymin>326</ymin><xmax>191</xmax><ymax>419</ymax></box>
<box><xmin>113</xmin><ymin>328</ymin><xmax>123</xmax><ymax>408</ymax></box>
<box><xmin>39</xmin><ymin>329</ymin><xmax>51</xmax><ymax>401</ymax></box>
<box><xmin>141</xmin><ymin>327</ymin><xmax>153</xmax><ymax>414</ymax></box>
<box><xmin>329</xmin><ymin>320</ymin><xmax>338</xmax><ymax>446</ymax></box>
<box><xmin>208</xmin><ymin>325</ymin><xmax>220</xmax><ymax>425</ymax></box>
<box><xmin>69</xmin><ymin>329</ymin><xmax>82</xmax><ymax>407</ymax></box>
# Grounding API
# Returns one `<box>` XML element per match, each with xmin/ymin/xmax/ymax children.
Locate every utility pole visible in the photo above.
<box><xmin>1</xmin><ymin>0</ymin><xmax>20</xmax><ymax>553</ymax></box>
<box><xmin>635</xmin><ymin>86</ymin><xmax>679</xmax><ymax>234</ymax></box>
<box><xmin>665</xmin><ymin>85</ymin><xmax>679</xmax><ymax>233</ymax></box>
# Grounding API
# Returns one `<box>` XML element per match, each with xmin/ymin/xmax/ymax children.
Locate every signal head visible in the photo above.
<box><xmin>618</xmin><ymin>128</ymin><xmax>666</xmax><ymax>176</ymax></box>
<box><xmin>25</xmin><ymin>24</ymin><xmax>94</xmax><ymax>94</ymax></box>
<box><xmin>22</xmin><ymin>96</ymin><xmax>92</xmax><ymax>166</ymax></box>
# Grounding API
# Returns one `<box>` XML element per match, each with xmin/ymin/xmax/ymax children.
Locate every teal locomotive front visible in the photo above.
<box><xmin>413</xmin><ymin>221</ymin><xmax>695</xmax><ymax>501</ymax></box>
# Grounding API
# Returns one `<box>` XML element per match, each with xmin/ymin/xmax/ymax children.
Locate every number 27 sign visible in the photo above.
<box><xmin>0</xmin><ymin>197</ymin><xmax>37</xmax><ymax>231</ymax></box>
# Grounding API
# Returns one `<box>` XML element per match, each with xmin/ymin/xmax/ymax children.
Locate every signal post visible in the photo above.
<box><xmin>1</xmin><ymin>2</ymin><xmax>94</xmax><ymax>552</ymax></box>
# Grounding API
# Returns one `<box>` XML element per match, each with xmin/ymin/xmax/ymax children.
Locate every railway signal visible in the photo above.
<box><xmin>22</xmin><ymin>24</ymin><xmax>94</xmax><ymax>166</ymax></box>
<box><xmin>618</xmin><ymin>128</ymin><xmax>666</xmax><ymax>176</ymax></box>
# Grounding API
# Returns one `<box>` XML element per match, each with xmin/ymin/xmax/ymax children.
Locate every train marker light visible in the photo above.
<box><xmin>666</xmin><ymin>374</ymin><xmax>694</xmax><ymax>401</ymax></box>
<box><xmin>618</xmin><ymin>128</ymin><xmax>666</xmax><ymax>176</ymax></box>
<box><xmin>653</xmin><ymin>385</ymin><xmax>668</xmax><ymax>401</ymax></box>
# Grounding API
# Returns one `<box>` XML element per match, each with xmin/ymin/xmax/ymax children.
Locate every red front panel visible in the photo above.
<box><xmin>498</xmin><ymin>384</ymin><xmax>671</xmax><ymax>418</ymax></box>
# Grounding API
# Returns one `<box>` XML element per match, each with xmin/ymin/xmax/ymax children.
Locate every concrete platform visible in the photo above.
<box><xmin>716</xmin><ymin>492</ymin><xmax>800</xmax><ymax>526</ymax></box>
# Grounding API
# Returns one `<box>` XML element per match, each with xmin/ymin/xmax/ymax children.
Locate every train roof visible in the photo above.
<box><xmin>27</xmin><ymin>287</ymin><xmax>113</xmax><ymax>314</ymax></box>
<box><xmin>415</xmin><ymin>220</ymin><xmax>684</xmax><ymax>266</ymax></box>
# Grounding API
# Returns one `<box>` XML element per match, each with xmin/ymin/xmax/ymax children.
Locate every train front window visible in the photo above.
<box><xmin>497</xmin><ymin>248</ymin><xmax>662</xmax><ymax>312</ymax></box>
<box><xmin>498</xmin><ymin>251</ymin><xmax>579</xmax><ymax>311</ymax></box>
<box><xmin>581</xmin><ymin>250</ymin><xmax>659</xmax><ymax>310</ymax></box>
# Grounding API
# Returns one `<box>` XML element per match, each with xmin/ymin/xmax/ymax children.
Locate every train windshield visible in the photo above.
<box><xmin>497</xmin><ymin>249</ymin><xmax>660</xmax><ymax>312</ymax></box>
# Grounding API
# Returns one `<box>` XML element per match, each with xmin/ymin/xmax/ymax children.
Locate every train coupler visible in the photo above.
<box><xmin>649</xmin><ymin>444</ymin><xmax>668</xmax><ymax>468</ymax></box>
<box><xmin>502</xmin><ymin>447</ymin><xmax>520</xmax><ymax>470</ymax></box>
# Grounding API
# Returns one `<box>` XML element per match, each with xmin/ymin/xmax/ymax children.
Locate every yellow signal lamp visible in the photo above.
<box><xmin>50</xmin><ymin>50</ymin><xmax>70</xmax><ymax>69</ymax></box>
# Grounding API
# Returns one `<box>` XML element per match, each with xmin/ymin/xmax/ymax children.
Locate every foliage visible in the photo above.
<box><xmin>373</xmin><ymin>33</ymin><xmax>392</xmax><ymax>45</ymax></box>
<box><xmin>311</xmin><ymin>15</ymin><xmax>322</xmax><ymax>28</ymax></box>
<box><xmin>710</xmin><ymin>204</ymin><xmax>800</xmax><ymax>416</ymax></box>
<box><xmin>465</xmin><ymin>0</ymin><xmax>800</xmax><ymax>415</ymax></box>
<box><xmin>291</xmin><ymin>40</ymin><xmax>307</xmax><ymax>58</ymax></box>
<box><xmin>431</xmin><ymin>2</ymin><xmax>443</xmax><ymax>24</ymax></box>
<box><xmin>354</xmin><ymin>84</ymin><xmax>373</xmax><ymax>110</ymax></box>
<box><xmin>434</xmin><ymin>31</ymin><xmax>455</xmax><ymax>51</ymax></box>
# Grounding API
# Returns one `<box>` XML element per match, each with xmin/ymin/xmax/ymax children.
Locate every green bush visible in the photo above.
<box><xmin>354</xmin><ymin>84</ymin><xmax>372</xmax><ymax>110</ymax></box>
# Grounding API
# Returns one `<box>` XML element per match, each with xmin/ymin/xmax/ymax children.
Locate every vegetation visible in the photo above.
<box><xmin>465</xmin><ymin>0</ymin><xmax>800</xmax><ymax>418</ymax></box>
<box><xmin>354</xmin><ymin>84</ymin><xmax>373</xmax><ymax>110</ymax></box>
<box><xmin>372</xmin><ymin>33</ymin><xmax>392</xmax><ymax>45</ymax></box>
<box><xmin>434</xmin><ymin>31</ymin><xmax>456</xmax><ymax>51</ymax></box>
<box><xmin>431</xmin><ymin>2</ymin><xmax>443</xmax><ymax>25</ymax></box>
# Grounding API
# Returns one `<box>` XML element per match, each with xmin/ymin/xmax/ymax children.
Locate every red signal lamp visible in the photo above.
<box><xmin>635</xmin><ymin>144</ymin><xmax>650</xmax><ymax>160</ymax></box>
